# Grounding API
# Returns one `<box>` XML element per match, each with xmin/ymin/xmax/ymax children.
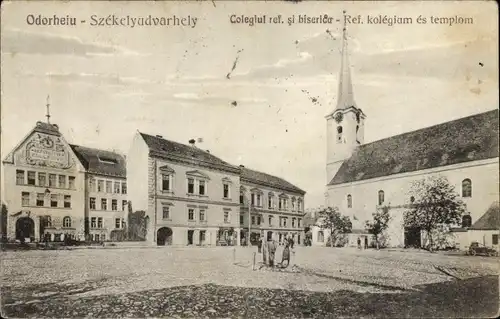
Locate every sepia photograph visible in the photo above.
<box><xmin>0</xmin><ymin>0</ymin><xmax>498</xmax><ymax>318</ymax></box>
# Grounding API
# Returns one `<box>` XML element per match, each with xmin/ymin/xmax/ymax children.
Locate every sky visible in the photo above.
<box><xmin>1</xmin><ymin>1</ymin><xmax>498</xmax><ymax>208</ymax></box>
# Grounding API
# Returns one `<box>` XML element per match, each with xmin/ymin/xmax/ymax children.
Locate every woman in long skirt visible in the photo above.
<box><xmin>281</xmin><ymin>242</ymin><xmax>290</xmax><ymax>268</ymax></box>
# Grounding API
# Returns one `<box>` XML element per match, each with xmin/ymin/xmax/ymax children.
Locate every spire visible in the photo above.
<box><xmin>45</xmin><ymin>95</ymin><xmax>51</xmax><ymax>124</ymax></box>
<box><xmin>333</xmin><ymin>11</ymin><xmax>357</xmax><ymax>113</ymax></box>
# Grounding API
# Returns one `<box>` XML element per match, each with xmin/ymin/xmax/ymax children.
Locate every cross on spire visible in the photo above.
<box><xmin>45</xmin><ymin>95</ymin><xmax>51</xmax><ymax>124</ymax></box>
<box><xmin>332</xmin><ymin>10</ymin><xmax>357</xmax><ymax>114</ymax></box>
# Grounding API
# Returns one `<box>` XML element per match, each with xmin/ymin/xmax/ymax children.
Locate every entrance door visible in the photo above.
<box><xmin>404</xmin><ymin>227</ymin><xmax>421</xmax><ymax>248</ymax></box>
<box><xmin>16</xmin><ymin>217</ymin><xmax>34</xmax><ymax>242</ymax></box>
<box><xmin>199</xmin><ymin>230</ymin><xmax>206</xmax><ymax>245</ymax></box>
<box><xmin>187</xmin><ymin>230</ymin><xmax>194</xmax><ymax>245</ymax></box>
<box><xmin>157</xmin><ymin>227</ymin><xmax>173</xmax><ymax>246</ymax></box>
<box><xmin>267</xmin><ymin>231</ymin><xmax>273</xmax><ymax>241</ymax></box>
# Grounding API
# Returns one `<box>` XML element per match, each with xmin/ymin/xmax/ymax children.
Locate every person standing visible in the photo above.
<box><xmin>281</xmin><ymin>241</ymin><xmax>290</xmax><ymax>267</ymax></box>
<box><xmin>357</xmin><ymin>237</ymin><xmax>361</xmax><ymax>250</ymax></box>
<box><xmin>258</xmin><ymin>237</ymin><xmax>262</xmax><ymax>253</ymax></box>
<box><xmin>268</xmin><ymin>239</ymin><xmax>277</xmax><ymax>267</ymax></box>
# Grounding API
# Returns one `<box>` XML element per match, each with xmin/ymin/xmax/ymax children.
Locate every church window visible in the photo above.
<box><xmin>356</xmin><ymin>125</ymin><xmax>360</xmax><ymax>143</ymax></box>
<box><xmin>462</xmin><ymin>179</ymin><xmax>472</xmax><ymax>198</ymax></box>
<box><xmin>410</xmin><ymin>196</ymin><xmax>415</xmax><ymax>203</ymax></box>
<box><xmin>347</xmin><ymin>194</ymin><xmax>352</xmax><ymax>208</ymax></box>
<box><xmin>461</xmin><ymin>214</ymin><xmax>472</xmax><ymax>228</ymax></box>
<box><xmin>378</xmin><ymin>190</ymin><xmax>385</xmax><ymax>205</ymax></box>
<box><xmin>337</xmin><ymin>126</ymin><xmax>343</xmax><ymax>143</ymax></box>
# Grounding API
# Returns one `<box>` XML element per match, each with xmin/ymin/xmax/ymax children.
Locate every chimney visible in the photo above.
<box><xmin>206</xmin><ymin>150</ymin><xmax>210</xmax><ymax>153</ymax></box>
<box><xmin>239</xmin><ymin>165</ymin><xmax>245</xmax><ymax>168</ymax></box>
<box><xmin>189</xmin><ymin>139</ymin><xmax>196</xmax><ymax>146</ymax></box>
<box><xmin>156</xmin><ymin>135</ymin><xmax>163</xmax><ymax>138</ymax></box>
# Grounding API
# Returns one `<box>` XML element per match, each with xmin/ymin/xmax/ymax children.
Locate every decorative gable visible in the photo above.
<box><xmin>186</xmin><ymin>170</ymin><xmax>210</xmax><ymax>180</ymax></box>
<box><xmin>6</xmin><ymin>130</ymin><xmax>77</xmax><ymax>171</ymax></box>
<box><xmin>159</xmin><ymin>165</ymin><xmax>175</xmax><ymax>174</ymax></box>
<box><xmin>222</xmin><ymin>177</ymin><xmax>233</xmax><ymax>184</ymax></box>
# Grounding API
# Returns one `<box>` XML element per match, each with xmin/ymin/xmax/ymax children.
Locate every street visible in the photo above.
<box><xmin>1</xmin><ymin>246</ymin><xmax>498</xmax><ymax>318</ymax></box>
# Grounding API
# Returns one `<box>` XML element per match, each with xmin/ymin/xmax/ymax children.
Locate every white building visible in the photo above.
<box><xmin>312</xmin><ymin>25</ymin><xmax>499</xmax><ymax>248</ymax></box>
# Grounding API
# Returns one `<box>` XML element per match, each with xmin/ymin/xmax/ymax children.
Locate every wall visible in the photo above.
<box><xmin>326</xmin><ymin>158</ymin><xmax>499</xmax><ymax>247</ymax></box>
<box><xmin>126</xmin><ymin>132</ymin><xmax>149</xmax><ymax>213</ymax></box>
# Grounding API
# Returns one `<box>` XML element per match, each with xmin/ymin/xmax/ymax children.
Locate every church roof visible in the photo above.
<box><xmin>70</xmin><ymin>144</ymin><xmax>126</xmax><ymax>178</ymax></box>
<box><xmin>139</xmin><ymin>133</ymin><xmax>240</xmax><ymax>174</ymax></box>
<box><xmin>240</xmin><ymin>167</ymin><xmax>306</xmax><ymax>195</ymax></box>
<box><xmin>329</xmin><ymin>109</ymin><xmax>499</xmax><ymax>185</ymax></box>
<box><xmin>470</xmin><ymin>201</ymin><xmax>500</xmax><ymax>230</ymax></box>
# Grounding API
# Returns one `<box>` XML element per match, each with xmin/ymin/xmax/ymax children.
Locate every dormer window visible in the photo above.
<box><xmin>97</xmin><ymin>156</ymin><xmax>117</xmax><ymax>165</ymax></box>
<box><xmin>337</xmin><ymin>126</ymin><xmax>343</xmax><ymax>143</ymax></box>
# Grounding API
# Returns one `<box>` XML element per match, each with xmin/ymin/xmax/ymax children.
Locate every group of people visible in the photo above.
<box><xmin>258</xmin><ymin>236</ymin><xmax>294</xmax><ymax>268</ymax></box>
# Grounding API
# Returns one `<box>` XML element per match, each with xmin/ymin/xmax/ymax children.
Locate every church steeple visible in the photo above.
<box><xmin>325</xmin><ymin>13</ymin><xmax>366</xmax><ymax>184</ymax></box>
<box><xmin>332</xmin><ymin>12</ymin><xmax>358</xmax><ymax>114</ymax></box>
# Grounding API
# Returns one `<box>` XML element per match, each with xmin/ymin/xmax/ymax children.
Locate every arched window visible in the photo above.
<box><xmin>378</xmin><ymin>190</ymin><xmax>385</xmax><ymax>205</ymax></box>
<box><xmin>347</xmin><ymin>194</ymin><xmax>352</xmax><ymax>208</ymax></box>
<box><xmin>462</xmin><ymin>179</ymin><xmax>472</xmax><ymax>197</ymax></box>
<box><xmin>337</xmin><ymin>126</ymin><xmax>343</xmax><ymax>143</ymax></box>
<box><xmin>461</xmin><ymin>214</ymin><xmax>472</xmax><ymax>228</ymax></box>
<box><xmin>318</xmin><ymin>231</ymin><xmax>324</xmax><ymax>243</ymax></box>
<box><xmin>63</xmin><ymin>216</ymin><xmax>72</xmax><ymax>228</ymax></box>
<box><xmin>410</xmin><ymin>196</ymin><xmax>415</xmax><ymax>203</ymax></box>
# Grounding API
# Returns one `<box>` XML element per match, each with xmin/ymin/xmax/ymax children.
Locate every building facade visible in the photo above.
<box><xmin>127</xmin><ymin>132</ymin><xmax>306</xmax><ymax>246</ymax></box>
<box><xmin>127</xmin><ymin>132</ymin><xmax>242</xmax><ymax>246</ymax></box>
<box><xmin>239</xmin><ymin>167</ymin><xmax>306</xmax><ymax>246</ymax></box>
<box><xmin>317</xmin><ymin>25</ymin><xmax>499</xmax><ymax>248</ymax></box>
<box><xmin>2</xmin><ymin>120</ymin><xmax>128</xmax><ymax>243</ymax></box>
<box><xmin>70</xmin><ymin>145</ymin><xmax>128</xmax><ymax>242</ymax></box>
<box><xmin>3</xmin><ymin>121</ymin><xmax>86</xmax><ymax>242</ymax></box>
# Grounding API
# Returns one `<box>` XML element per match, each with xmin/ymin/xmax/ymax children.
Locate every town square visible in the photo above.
<box><xmin>1</xmin><ymin>1</ymin><xmax>499</xmax><ymax>318</ymax></box>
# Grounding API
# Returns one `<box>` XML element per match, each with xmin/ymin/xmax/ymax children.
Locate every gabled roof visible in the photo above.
<box><xmin>70</xmin><ymin>144</ymin><xmax>126</xmax><ymax>178</ymax></box>
<box><xmin>470</xmin><ymin>201</ymin><xmax>500</xmax><ymax>230</ymax></box>
<box><xmin>139</xmin><ymin>133</ymin><xmax>239</xmax><ymax>174</ymax></box>
<box><xmin>329</xmin><ymin>110</ymin><xmax>499</xmax><ymax>185</ymax></box>
<box><xmin>138</xmin><ymin>133</ymin><xmax>306</xmax><ymax>195</ymax></box>
<box><xmin>240</xmin><ymin>167</ymin><xmax>306</xmax><ymax>195</ymax></box>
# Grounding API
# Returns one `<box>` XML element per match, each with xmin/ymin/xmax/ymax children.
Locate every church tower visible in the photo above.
<box><xmin>326</xmin><ymin>20</ymin><xmax>366</xmax><ymax>184</ymax></box>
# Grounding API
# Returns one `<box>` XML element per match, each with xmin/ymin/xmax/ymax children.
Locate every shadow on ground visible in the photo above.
<box><xmin>2</xmin><ymin>275</ymin><xmax>498</xmax><ymax>318</ymax></box>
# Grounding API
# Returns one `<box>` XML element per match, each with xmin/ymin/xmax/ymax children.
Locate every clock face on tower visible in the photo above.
<box><xmin>334</xmin><ymin>112</ymin><xmax>343</xmax><ymax>123</ymax></box>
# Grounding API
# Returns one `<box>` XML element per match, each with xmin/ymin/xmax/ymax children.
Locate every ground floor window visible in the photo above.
<box><xmin>493</xmin><ymin>234</ymin><xmax>499</xmax><ymax>245</ymax></box>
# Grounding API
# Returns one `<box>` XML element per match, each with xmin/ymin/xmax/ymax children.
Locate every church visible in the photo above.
<box><xmin>313</xmin><ymin>24</ymin><xmax>499</xmax><ymax>249</ymax></box>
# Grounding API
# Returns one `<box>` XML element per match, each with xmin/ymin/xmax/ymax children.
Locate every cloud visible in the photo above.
<box><xmin>0</xmin><ymin>28</ymin><xmax>145</xmax><ymax>57</ymax></box>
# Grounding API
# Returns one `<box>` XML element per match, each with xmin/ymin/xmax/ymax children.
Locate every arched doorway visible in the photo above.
<box><xmin>157</xmin><ymin>227</ymin><xmax>173</xmax><ymax>246</ymax></box>
<box><xmin>16</xmin><ymin>217</ymin><xmax>34</xmax><ymax>242</ymax></box>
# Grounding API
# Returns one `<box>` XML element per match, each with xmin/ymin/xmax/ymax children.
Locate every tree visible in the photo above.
<box><xmin>318</xmin><ymin>207</ymin><xmax>352</xmax><ymax>247</ymax></box>
<box><xmin>365</xmin><ymin>206</ymin><xmax>391</xmax><ymax>249</ymax></box>
<box><xmin>403</xmin><ymin>176</ymin><xmax>466</xmax><ymax>252</ymax></box>
<box><xmin>1</xmin><ymin>203</ymin><xmax>7</xmax><ymax>241</ymax></box>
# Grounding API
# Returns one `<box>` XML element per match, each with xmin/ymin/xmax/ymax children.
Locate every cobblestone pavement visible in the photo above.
<box><xmin>1</xmin><ymin>246</ymin><xmax>498</xmax><ymax>318</ymax></box>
